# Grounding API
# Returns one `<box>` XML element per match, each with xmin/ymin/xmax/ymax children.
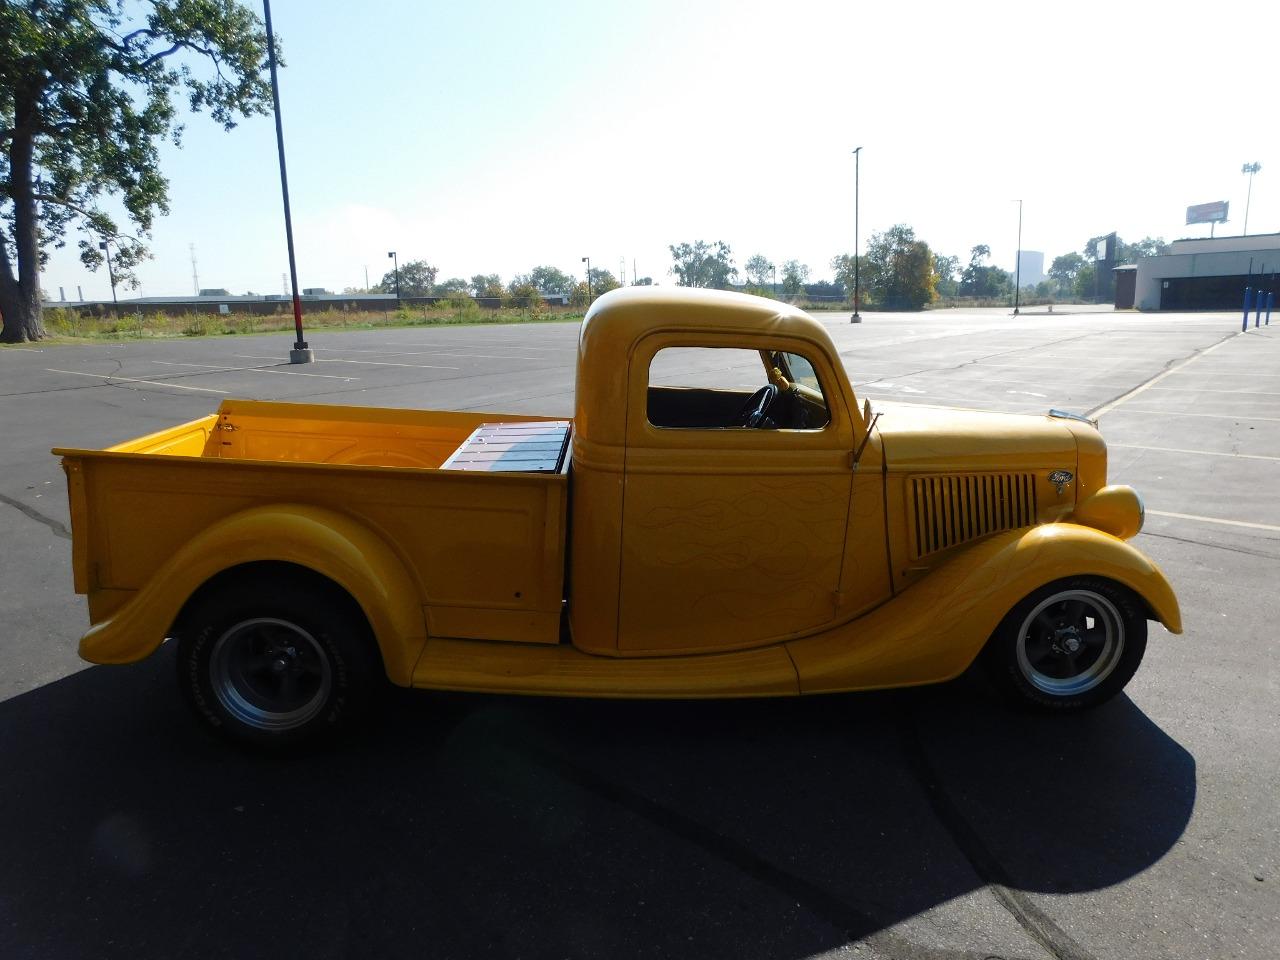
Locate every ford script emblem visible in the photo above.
<box><xmin>1048</xmin><ymin>470</ymin><xmax>1074</xmax><ymax>495</ymax></box>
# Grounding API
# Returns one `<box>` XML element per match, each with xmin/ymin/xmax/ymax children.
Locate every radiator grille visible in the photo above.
<box><xmin>910</xmin><ymin>473</ymin><xmax>1038</xmax><ymax>559</ymax></box>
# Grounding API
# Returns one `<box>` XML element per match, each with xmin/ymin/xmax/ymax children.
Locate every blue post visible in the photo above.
<box><xmin>1268</xmin><ymin>291</ymin><xmax>1274</xmax><ymax>325</ymax></box>
<box><xmin>1257</xmin><ymin>289</ymin><xmax>1265</xmax><ymax>328</ymax></box>
<box><xmin>1243</xmin><ymin>287</ymin><xmax>1253</xmax><ymax>331</ymax></box>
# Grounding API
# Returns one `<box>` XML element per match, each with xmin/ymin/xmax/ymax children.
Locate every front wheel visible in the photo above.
<box><xmin>176</xmin><ymin>576</ymin><xmax>380</xmax><ymax>748</ymax></box>
<box><xmin>983</xmin><ymin>577</ymin><xmax>1148</xmax><ymax>712</ymax></box>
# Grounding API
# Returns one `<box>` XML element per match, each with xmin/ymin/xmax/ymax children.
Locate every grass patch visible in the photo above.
<box><xmin>28</xmin><ymin>303</ymin><xmax>584</xmax><ymax>343</ymax></box>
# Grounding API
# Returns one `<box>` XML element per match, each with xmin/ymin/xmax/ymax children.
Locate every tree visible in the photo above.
<box><xmin>508</xmin><ymin>282</ymin><xmax>544</xmax><ymax>309</ymax></box>
<box><xmin>1117</xmin><ymin>236</ymin><xmax>1169</xmax><ymax>262</ymax></box>
<box><xmin>1</xmin><ymin>1</ymin><xmax>274</xmax><ymax>342</ymax></box>
<box><xmin>436</xmin><ymin>277</ymin><xmax>469</xmax><ymax>294</ymax></box>
<box><xmin>780</xmin><ymin>260</ymin><xmax>810</xmax><ymax>297</ymax></box>
<box><xmin>863</xmin><ymin>224</ymin><xmax>937</xmax><ymax>310</ymax></box>
<box><xmin>588</xmin><ymin>267</ymin><xmax>619</xmax><ymax>296</ymax></box>
<box><xmin>470</xmin><ymin>273</ymin><xmax>502</xmax><ymax>298</ymax></box>
<box><xmin>379</xmin><ymin>259</ymin><xmax>436</xmax><ymax>297</ymax></box>
<box><xmin>933</xmin><ymin>253</ymin><xmax>960</xmax><ymax>297</ymax></box>
<box><xmin>959</xmin><ymin>244</ymin><xmax>1011</xmax><ymax>299</ymax></box>
<box><xmin>528</xmin><ymin>265</ymin><xmax>574</xmax><ymax>295</ymax></box>
<box><xmin>1074</xmin><ymin>262</ymin><xmax>1097</xmax><ymax>300</ymax></box>
<box><xmin>829</xmin><ymin>254</ymin><xmax>856</xmax><ymax>299</ymax></box>
<box><xmin>669</xmin><ymin>240</ymin><xmax>735</xmax><ymax>288</ymax></box>
<box><xmin>744</xmin><ymin>254</ymin><xmax>774</xmax><ymax>288</ymax></box>
<box><xmin>1048</xmin><ymin>252</ymin><xmax>1086</xmax><ymax>284</ymax></box>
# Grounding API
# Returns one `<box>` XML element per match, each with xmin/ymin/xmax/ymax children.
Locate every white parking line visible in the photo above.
<box><xmin>46</xmin><ymin>368</ymin><xmax>229</xmax><ymax>394</ymax></box>
<box><xmin>320</xmin><ymin>358</ymin><xmax>461</xmax><ymax>370</ymax></box>
<box><xmin>1091</xmin><ymin>334</ymin><xmax>1237</xmax><ymax>418</ymax></box>
<box><xmin>151</xmin><ymin>361</ymin><xmax>358</xmax><ymax>381</ymax></box>
<box><xmin>1150</xmin><ymin>386</ymin><xmax>1280</xmax><ymax>397</ymax></box>
<box><xmin>1163</xmin><ymin>370</ymin><xmax>1280</xmax><ymax>379</ymax></box>
<box><xmin>1111</xmin><ymin>443</ymin><xmax>1280</xmax><ymax>462</ymax></box>
<box><xmin>1118</xmin><ymin>406</ymin><xmax>1280</xmax><ymax>423</ymax></box>
<box><xmin>1147</xmin><ymin>510</ymin><xmax>1280</xmax><ymax>534</ymax></box>
<box><xmin>236</xmin><ymin>353</ymin><xmax>459</xmax><ymax>370</ymax></box>
<box><xmin>311</xmin><ymin>346</ymin><xmax>548</xmax><ymax>361</ymax></box>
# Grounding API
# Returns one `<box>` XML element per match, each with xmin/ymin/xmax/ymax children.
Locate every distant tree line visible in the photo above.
<box><xmin>338</xmin><ymin>232</ymin><xmax>1174</xmax><ymax>315</ymax></box>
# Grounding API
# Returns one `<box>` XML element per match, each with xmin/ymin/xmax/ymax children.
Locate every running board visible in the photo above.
<box><xmin>412</xmin><ymin>637</ymin><xmax>799</xmax><ymax>698</ymax></box>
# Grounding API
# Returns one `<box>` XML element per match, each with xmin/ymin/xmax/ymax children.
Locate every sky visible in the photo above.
<box><xmin>40</xmin><ymin>0</ymin><xmax>1280</xmax><ymax>300</ymax></box>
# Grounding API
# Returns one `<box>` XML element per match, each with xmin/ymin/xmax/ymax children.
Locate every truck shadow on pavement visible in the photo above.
<box><xmin>0</xmin><ymin>648</ymin><xmax>1194</xmax><ymax>960</ymax></box>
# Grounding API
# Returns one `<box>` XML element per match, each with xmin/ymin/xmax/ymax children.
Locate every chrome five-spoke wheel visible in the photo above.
<box><xmin>1014</xmin><ymin>590</ymin><xmax>1124</xmax><ymax>696</ymax></box>
<box><xmin>177</xmin><ymin>567</ymin><xmax>381</xmax><ymax>748</ymax></box>
<box><xmin>209</xmin><ymin>618</ymin><xmax>334</xmax><ymax>732</ymax></box>
<box><xmin>985</xmin><ymin>576</ymin><xmax>1148</xmax><ymax>712</ymax></box>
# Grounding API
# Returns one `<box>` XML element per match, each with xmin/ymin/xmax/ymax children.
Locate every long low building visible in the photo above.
<box><xmin>1132</xmin><ymin>233</ymin><xmax>1280</xmax><ymax>310</ymax></box>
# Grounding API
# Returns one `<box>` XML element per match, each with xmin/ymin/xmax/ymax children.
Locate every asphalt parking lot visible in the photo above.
<box><xmin>0</xmin><ymin>305</ymin><xmax>1276</xmax><ymax>959</ymax></box>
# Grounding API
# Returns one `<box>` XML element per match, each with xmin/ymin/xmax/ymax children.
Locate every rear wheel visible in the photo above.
<box><xmin>984</xmin><ymin>577</ymin><xmax>1147</xmax><ymax>712</ymax></box>
<box><xmin>176</xmin><ymin>575</ymin><xmax>380</xmax><ymax>748</ymax></box>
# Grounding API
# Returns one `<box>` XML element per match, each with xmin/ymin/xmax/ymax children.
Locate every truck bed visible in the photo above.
<box><xmin>55</xmin><ymin>399</ymin><xmax>571</xmax><ymax>647</ymax></box>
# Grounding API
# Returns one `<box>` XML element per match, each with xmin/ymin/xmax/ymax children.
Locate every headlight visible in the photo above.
<box><xmin>1073</xmin><ymin>485</ymin><xmax>1144</xmax><ymax>540</ymax></box>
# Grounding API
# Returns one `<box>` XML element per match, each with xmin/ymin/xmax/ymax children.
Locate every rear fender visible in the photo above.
<box><xmin>78</xmin><ymin>504</ymin><xmax>426</xmax><ymax>685</ymax></box>
<box><xmin>787</xmin><ymin>522</ymin><xmax>1181</xmax><ymax>694</ymax></box>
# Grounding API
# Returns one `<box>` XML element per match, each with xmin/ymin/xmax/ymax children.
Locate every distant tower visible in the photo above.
<box><xmin>189</xmin><ymin>243</ymin><xmax>200</xmax><ymax>295</ymax></box>
<box><xmin>620</xmin><ymin>257</ymin><xmax>626</xmax><ymax>286</ymax></box>
<box><xmin>282</xmin><ymin>272</ymin><xmax>288</xmax><ymax>296</ymax></box>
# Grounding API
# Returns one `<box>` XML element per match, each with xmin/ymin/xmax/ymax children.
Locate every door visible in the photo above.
<box><xmin>617</xmin><ymin>337</ymin><xmax>854</xmax><ymax>654</ymax></box>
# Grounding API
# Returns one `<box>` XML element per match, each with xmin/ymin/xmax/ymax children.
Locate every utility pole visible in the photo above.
<box><xmin>852</xmin><ymin>146</ymin><xmax>863</xmax><ymax>323</ymax></box>
<box><xmin>582</xmin><ymin>256</ymin><xmax>592</xmax><ymax>303</ymax></box>
<box><xmin>189</xmin><ymin>243</ymin><xmax>200</xmax><ymax>295</ymax></box>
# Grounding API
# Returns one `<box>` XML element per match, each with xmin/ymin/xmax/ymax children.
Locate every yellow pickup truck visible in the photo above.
<box><xmin>55</xmin><ymin>287</ymin><xmax>1180</xmax><ymax>746</ymax></box>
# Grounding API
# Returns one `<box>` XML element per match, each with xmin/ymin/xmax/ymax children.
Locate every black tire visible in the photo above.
<box><xmin>175</xmin><ymin>572</ymin><xmax>381</xmax><ymax>748</ymax></box>
<box><xmin>983</xmin><ymin>576</ymin><xmax>1148</xmax><ymax>712</ymax></box>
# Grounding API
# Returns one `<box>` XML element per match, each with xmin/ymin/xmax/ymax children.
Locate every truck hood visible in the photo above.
<box><xmin>872</xmin><ymin>401</ymin><xmax>1079</xmax><ymax>474</ymax></box>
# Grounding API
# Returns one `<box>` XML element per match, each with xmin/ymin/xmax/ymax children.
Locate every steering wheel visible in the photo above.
<box><xmin>736</xmin><ymin>383</ymin><xmax>779</xmax><ymax>428</ymax></box>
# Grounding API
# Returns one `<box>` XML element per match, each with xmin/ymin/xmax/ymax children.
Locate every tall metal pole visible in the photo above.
<box><xmin>263</xmin><ymin>0</ymin><xmax>311</xmax><ymax>363</ymax></box>
<box><xmin>1012</xmin><ymin>199</ymin><xmax>1023</xmax><ymax>315</ymax></box>
<box><xmin>852</xmin><ymin>147</ymin><xmax>862</xmax><ymax>323</ymax></box>
<box><xmin>1242</xmin><ymin>162</ymin><xmax>1261</xmax><ymax>236</ymax></box>
<box><xmin>582</xmin><ymin>256</ymin><xmax>592</xmax><ymax>303</ymax></box>
<box><xmin>388</xmin><ymin>251</ymin><xmax>400</xmax><ymax>298</ymax></box>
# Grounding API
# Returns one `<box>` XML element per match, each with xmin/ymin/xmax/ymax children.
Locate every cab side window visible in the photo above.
<box><xmin>646</xmin><ymin>346</ymin><xmax>831</xmax><ymax>430</ymax></box>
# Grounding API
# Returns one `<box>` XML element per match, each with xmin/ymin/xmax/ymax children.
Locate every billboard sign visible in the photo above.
<box><xmin>1186</xmin><ymin>201</ymin><xmax>1229</xmax><ymax>225</ymax></box>
<box><xmin>1091</xmin><ymin>232</ymin><xmax>1117</xmax><ymax>262</ymax></box>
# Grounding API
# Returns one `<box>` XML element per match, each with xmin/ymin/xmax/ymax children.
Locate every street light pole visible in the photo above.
<box><xmin>1012</xmin><ymin>199</ymin><xmax>1023</xmax><ymax>316</ymax></box>
<box><xmin>1243</xmin><ymin>162</ymin><xmax>1262</xmax><ymax>236</ymax></box>
<box><xmin>388</xmin><ymin>251</ymin><xmax>400</xmax><ymax>299</ymax></box>
<box><xmin>262</xmin><ymin>0</ymin><xmax>312</xmax><ymax>363</ymax></box>
<box><xmin>582</xmin><ymin>256</ymin><xmax>592</xmax><ymax>304</ymax></box>
<box><xmin>852</xmin><ymin>146</ymin><xmax>862</xmax><ymax>323</ymax></box>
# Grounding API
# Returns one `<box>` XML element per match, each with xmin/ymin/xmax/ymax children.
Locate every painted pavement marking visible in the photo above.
<box><xmin>1147</xmin><ymin>510</ymin><xmax>1280</xmax><ymax>534</ymax></box>
<box><xmin>45</xmin><ymin>368</ymin><xmax>229</xmax><ymax>394</ymax></box>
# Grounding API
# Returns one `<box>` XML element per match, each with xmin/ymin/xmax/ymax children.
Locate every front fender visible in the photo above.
<box><xmin>78</xmin><ymin>504</ymin><xmax>426</xmax><ymax>686</ymax></box>
<box><xmin>787</xmin><ymin>522</ymin><xmax>1181</xmax><ymax>694</ymax></box>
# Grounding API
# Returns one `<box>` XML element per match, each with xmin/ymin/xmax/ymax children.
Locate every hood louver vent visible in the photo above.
<box><xmin>910</xmin><ymin>473</ymin><xmax>1038</xmax><ymax>559</ymax></box>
